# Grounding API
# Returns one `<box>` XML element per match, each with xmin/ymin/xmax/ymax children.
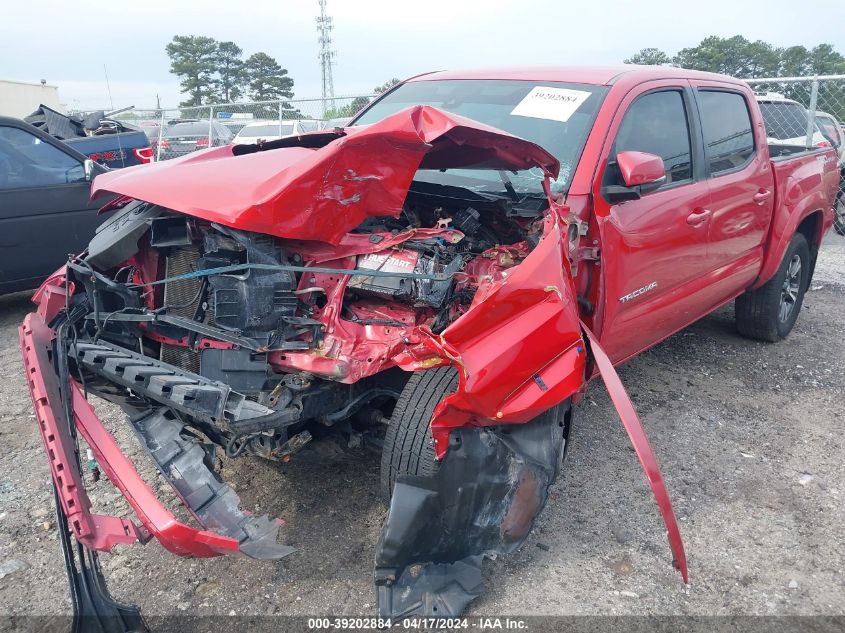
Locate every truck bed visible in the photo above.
<box><xmin>756</xmin><ymin>145</ymin><xmax>840</xmax><ymax>288</ymax></box>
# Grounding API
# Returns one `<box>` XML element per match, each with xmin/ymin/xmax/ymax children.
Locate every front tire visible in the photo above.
<box><xmin>380</xmin><ymin>367</ymin><xmax>572</xmax><ymax>501</ymax></box>
<box><xmin>736</xmin><ymin>233</ymin><xmax>810</xmax><ymax>342</ymax></box>
<box><xmin>380</xmin><ymin>367</ymin><xmax>457</xmax><ymax>502</ymax></box>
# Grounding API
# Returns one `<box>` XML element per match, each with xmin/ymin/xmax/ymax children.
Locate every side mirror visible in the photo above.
<box><xmin>617</xmin><ymin>151</ymin><xmax>666</xmax><ymax>188</ymax></box>
<box><xmin>602</xmin><ymin>151</ymin><xmax>666</xmax><ymax>203</ymax></box>
<box><xmin>83</xmin><ymin>158</ymin><xmax>96</xmax><ymax>181</ymax></box>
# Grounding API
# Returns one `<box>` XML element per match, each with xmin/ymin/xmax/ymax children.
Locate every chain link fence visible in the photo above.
<box><xmin>746</xmin><ymin>75</ymin><xmax>845</xmax><ymax>232</ymax></box>
<box><xmin>745</xmin><ymin>75</ymin><xmax>845</xmax><ymax>147</ymax></box>
<box><xmin>89</xmin><ymin>76</ymin><xmax>845</xmax><ymax>160</ymax></box>
<box><xmin>106</xmin><ymin>94</ymin><xmax>375</xmax><ymax>161</ymax></box>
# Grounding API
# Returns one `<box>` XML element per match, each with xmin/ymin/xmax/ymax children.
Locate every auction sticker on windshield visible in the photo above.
<box><xmin>511</xmin><ymin>86</ymin><xmax>592</xmax><ymax>122</ymax></box>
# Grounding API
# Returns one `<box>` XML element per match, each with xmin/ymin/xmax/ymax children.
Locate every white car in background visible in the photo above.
<box><xmin>754</xmin><ymin>94</ymin><xmax>845</xmax><ymax>235</ymax></box>
<box><xmin>815</xmin><ymin>111</ymin><xmax>845</xmax><ymax>167</ymax></box>
<box><xmin>320</xmin><ymin>117</ymin><xmax>353</xmax><ymax>129</ymax></box>
<box><xmin>755</xmin><ymin>92</ymin><xmax>828</xmax><ymax>151</ymax></box>
<box><xmin>232</xmin><ymin>120</ymin><xmax>321</xmax><ymax>145</ymax></box>
<box><xmin>816</xmin><ymin>110</ymin><xmax>845</xmax><ymax>235</ymax></box>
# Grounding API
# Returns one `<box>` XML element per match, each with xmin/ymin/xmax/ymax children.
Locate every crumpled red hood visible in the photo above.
<box><xmin>91</xmin><ymin>106</ymin><xmax>560</xmax><ymax>245</ymax></box>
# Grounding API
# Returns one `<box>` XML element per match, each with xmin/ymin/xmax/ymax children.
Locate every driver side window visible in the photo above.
<box><xmin>608</xmin><ymin>90</ymin><xmax>693</xmax><ymax>188</ymax></box>
<box><xmin>0</xmin><ymin>126</ymin><xmax>86</xmax><ymax>190</ymax></box>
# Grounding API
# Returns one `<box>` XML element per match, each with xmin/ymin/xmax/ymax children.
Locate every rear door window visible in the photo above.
<box><xmin>697</xmin><ymin>91</ymin><xmax>755</xmax><ymax>175</ymax></box>
<box><xmin>612</xmin><ymin>90</ymin><xmax>693</xmax><ymax>186</ymax></box>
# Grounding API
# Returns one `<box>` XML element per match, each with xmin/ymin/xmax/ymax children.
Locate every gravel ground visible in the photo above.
<box><xmin>0</xmin><ymin>235</ymin><xmax>843</xmax><ymax>620</ymax></box>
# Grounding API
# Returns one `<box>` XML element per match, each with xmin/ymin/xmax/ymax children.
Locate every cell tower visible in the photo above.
<box><xmin>317</xmin><ymin>0</ymin><xmax>336</xmax><ymax>116</ymax></box>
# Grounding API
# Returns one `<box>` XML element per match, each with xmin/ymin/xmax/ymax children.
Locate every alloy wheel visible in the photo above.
<box><xmin>779</xmin><ymin>254</ymin><xmax>802</xmax><ymax>323</ymax></box>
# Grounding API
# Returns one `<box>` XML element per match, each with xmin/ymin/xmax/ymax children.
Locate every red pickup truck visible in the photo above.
<box><xmin>19</xmin><ymin>66</ymin><xmax>839</xmax><ymax>626</ymax></box>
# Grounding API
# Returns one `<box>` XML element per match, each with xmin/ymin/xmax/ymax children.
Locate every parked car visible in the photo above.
<box><xmin>232</xmin><ymin>119</ymin><xmax>321</xmax><ymax>144</ymax></box>
<box><xmin>64</xmin><ymin>132</ymin><xmax>153</xmax><ymax>168</ymax></box>
<box><xmin>20</xmin><ymin>66</ymin><xmax>839</xmax><ymax>627</ymax></box>
<box><xmin>0</xmin><ymin>116</ymin><xmax>116</xmax><ymax>294</ymax></box>
<box><xmin>157</xmin><ymin>120</ymin><xmax>233</xmax><ymax>159</ymax></box>
<box><xmin>25</xmin><ymin>105</ymin><xmax>152</xmax><ymax>169</ymax></box>
<box><xmin>320</xmin><ymin>116</ymin><xmax>353</xmax><ymax>129</ymax></box>
<box><xmin>138</xmin><ymin>122</ymin><xmax>162</xmax><ymax>142</ymax></box>
<box><xmin>288</xmin><ymin>119</ymin><xmax>321</xmax><ymax>134</ymax></box>
<box><xmin>815</xmin><ymin>111</ymin><xmax>845</xmax><ymax>234</ymax></box>
<box><xmin>755</xmin><ymin>92</ymin><xmax>829</xmax><ymax>154</ymax></box>
<box><xmin>815</xmin><ymin>111</ymin><xmax>845</xmax><ymax>166</ymax></box>
<box><xmin>222</xmin><ymin>121</ymin><xmax>256</xmax><ymax>136</ymax></box>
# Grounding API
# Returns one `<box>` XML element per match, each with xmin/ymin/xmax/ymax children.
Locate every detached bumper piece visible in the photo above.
<box><xmin>131</xmin><ymin>408</ymin><xmax>293</xmax><ymax>559</ymax></box>
<box><xmin>374</xmin><ymin>404</ymin><xmax>569</xmax><ymax>618</ymax></box>
<box><xmin>20</xmin><ymin>312</ymin><xmax>291</xmax><ymax>562</ymax></box>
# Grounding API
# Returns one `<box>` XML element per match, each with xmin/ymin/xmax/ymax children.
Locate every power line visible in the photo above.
<box><xmin>317</xmin><ymin>0</ymin><xmax>336</xmax><ymax>117</ymax></box>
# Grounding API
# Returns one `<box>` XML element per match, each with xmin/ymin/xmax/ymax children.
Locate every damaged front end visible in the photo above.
<box><xmin>21</xmin><ymin>105</ymin><xmax>686</xmax><ymax>625</ymax></box>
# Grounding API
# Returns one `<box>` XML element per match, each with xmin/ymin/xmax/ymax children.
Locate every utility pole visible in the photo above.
<box><xmin>317</xmin><ymin>0</ymin><xmax>336</xmax><ymax>117</ymax></box>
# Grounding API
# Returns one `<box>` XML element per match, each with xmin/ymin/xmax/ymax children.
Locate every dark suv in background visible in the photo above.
<box><xmin>156</xmin><ymin>120</ymin><xmax>234</xmax><ymax>159</ymax></box>
<box><xmin>0</xmin><ymin>116</ymin><xmax>113</xmax><ymax>294</ymax></box>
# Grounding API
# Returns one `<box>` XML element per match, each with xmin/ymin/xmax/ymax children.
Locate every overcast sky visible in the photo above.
<box><xmin>1</xmin><ymin>0</ymin><xmax>843</xmax><ymax>110</ymax></box>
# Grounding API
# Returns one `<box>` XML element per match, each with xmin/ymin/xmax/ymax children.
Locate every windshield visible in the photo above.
<box><xmin>353</xmin><ymin>79</ymin><xmax>608</xmax><ymax>194</ymax></box>
<box><xmin>240</xmin><ymin>124</ymin><xmax>295</xmax><ymax>137</ymax></box>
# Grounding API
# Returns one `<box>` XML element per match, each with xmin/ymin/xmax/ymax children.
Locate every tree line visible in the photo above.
<box><xmin>166</xmin><ymin>35</ymin><xmax>295</xmax><ymax>107</ymax></box>
<box><xmin>625</xmin><ymin>36</ymin><xmax>845</xmax><ymax>78</ymax></box>
<box><xmin>166</xmin><ymin>34</ymin><xmax>844</xmax><ymax>114</ymax></box>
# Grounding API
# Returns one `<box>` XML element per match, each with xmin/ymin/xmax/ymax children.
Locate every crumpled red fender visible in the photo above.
<box><xmin>413</xmin><ymin>201</ymin><xmax>688</xmax><ymax>584</ymax></box>
<box><xmin>424</xmin><ymin>205</ymin><xmax>587</xmax><ymax>457</ymax></box>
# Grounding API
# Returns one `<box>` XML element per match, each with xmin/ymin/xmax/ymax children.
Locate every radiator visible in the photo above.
<box><xmin>160</xmin><ymin>246</ymin><xmax>204</xmax><ymax>374</ymax></box>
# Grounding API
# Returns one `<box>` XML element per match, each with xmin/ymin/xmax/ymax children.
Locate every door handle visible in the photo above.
<box><xmin>752</xmin><ymin>189</ymin><xmax>772</xmax><ymax>205</ymax></box>
<box><xmin>686</xmin><ymin>208</ymin><xmax>712</xmax><ymax>226</ymax></box>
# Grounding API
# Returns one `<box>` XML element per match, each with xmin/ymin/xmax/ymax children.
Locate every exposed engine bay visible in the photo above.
<box><xmin>67</xmin><ymin>187</ymin><xmax>547</xmax><ymax>464</ymax></box>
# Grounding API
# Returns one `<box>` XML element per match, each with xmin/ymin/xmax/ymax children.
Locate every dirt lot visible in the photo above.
<box><xmin>1</xmin><ymin>235</ymin><xmax>843</xmax><ymax>621</ymax></box>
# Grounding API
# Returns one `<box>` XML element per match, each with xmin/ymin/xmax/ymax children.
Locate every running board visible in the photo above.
<box><xmin>131</xmin><ymin>408</ymin><xmax>294</xmax><ymax>560</ymax></box>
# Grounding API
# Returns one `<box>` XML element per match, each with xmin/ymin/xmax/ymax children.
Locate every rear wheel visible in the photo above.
<box><xmin>379</xmin><ymin>367</ymin><xmax>572</xmax><ymax>501</ymax></box>
<box><xmin>735</xmin><ymin>233</ymin><xmax>810</xmax><ymax>342</ymax></box>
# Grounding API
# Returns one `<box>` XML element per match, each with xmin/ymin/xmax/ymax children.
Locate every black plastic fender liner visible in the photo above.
<box><xmin>374</xmin><ymin>401</ymin><xmax>570</xmax><ymax>618</ymax></box>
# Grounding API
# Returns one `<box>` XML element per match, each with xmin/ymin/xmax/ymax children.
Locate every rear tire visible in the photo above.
<box><xmin>379</xmin><ymin>367</ymin><xmax>572</xmax><ymax>502</ymax></box>
<box><xmin>735</xmin><ymin>233</ymin><xmax>810</xmax><ymax>342</ymax></box>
